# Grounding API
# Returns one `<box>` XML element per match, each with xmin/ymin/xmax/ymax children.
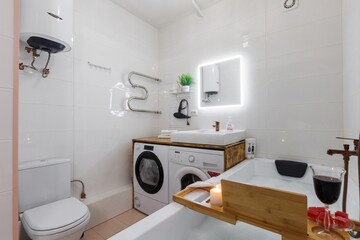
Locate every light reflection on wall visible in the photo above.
<box><xmin>109</xmin><ymin>82</ymin><xmax>129</xmax><ymax>117</ymax></box>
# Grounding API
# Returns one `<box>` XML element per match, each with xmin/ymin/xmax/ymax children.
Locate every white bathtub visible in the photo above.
<box><xmin>110</xmin><ymin>158</ymin><xmax>359</xmax><ymax>240</ymax></box>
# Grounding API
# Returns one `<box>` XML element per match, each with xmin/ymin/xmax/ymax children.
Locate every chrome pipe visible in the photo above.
<box><xmin>127</xmin><ymin>71</ymin><xmax>162</xmax><ymax>114</ymax></box>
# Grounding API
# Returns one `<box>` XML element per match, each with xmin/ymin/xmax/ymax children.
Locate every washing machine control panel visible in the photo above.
<box><xmin>169</xmin><ymin>146</ymin><xmax>224</xmax><ymax>170</ymax></box>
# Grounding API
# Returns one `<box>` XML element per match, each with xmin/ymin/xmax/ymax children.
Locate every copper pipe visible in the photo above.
<box><xmin>327</xmin><ymin>144</ymin><xmax>356</xmax><ymax>212</ymax></box>
<box><xmin>333</xmin><ymin>134</ymin><xmax>360</xmax><ymax>238</ymax></box>
<box><xmin>19</xmin><ymin>47</ymin><xmax>51</xmax><ymax>78</ymax></box>
<box><xmin>350</xmin><ymin>134</ymin><xmax>360</xmax><ymax>238</ymax></box>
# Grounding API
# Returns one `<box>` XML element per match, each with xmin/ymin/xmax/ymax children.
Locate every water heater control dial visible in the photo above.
<box><xmin>188</xmin><ymin>155</ymin><xmax>195</xmax><ymax>163</ymax></box>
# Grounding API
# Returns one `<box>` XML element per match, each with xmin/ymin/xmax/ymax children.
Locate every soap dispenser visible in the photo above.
<box><xmin>226</xmin><ymin>116</ymin><xmax>234</xmax><ymax>131</ymax></box>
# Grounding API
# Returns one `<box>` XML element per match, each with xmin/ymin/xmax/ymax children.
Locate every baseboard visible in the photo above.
<box><xmin>84</xmin><ymin>184</ymin><xmax>132</xmax><ymax>229</ymax></box>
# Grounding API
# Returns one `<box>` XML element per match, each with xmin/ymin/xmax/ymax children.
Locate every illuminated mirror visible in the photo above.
<box><xmin>199</xmin><ymin>56</ymin><xmax>241</xmax><ymax>108</ymax></box>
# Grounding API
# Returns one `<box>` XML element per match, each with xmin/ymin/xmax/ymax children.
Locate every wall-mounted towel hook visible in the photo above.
<box><xmin>88</xmin><ymin>61</ymin><xmax>111</xmax><ymax>71</ymax></box>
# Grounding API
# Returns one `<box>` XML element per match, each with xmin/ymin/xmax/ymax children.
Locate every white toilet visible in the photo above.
<box><xmin>19</xmin><ymin>158</ymin><xmax>90</xmax><ymax>240</ymax></box>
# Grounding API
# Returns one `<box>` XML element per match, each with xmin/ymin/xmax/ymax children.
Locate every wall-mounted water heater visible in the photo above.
<box><xmin>19</xmin><ymin>0</ymin><xmax>73</xmax><ymax>77</ymax></box>
<box><xmin>202</xmin><ymin>64</ymin><xmax>220</xmax><ymax>94</ymax></box>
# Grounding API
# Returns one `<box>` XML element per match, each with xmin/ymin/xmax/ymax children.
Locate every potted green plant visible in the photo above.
<box><xmin>178</xmin><ymin>74</ymin><xmax>193</xmax><ymax>92</ymax></box>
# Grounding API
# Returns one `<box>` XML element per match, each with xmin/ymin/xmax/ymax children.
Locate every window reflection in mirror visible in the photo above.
<box><xmin>199</xmin><ymin>56</ymin><xmax>241</xmax><ymax>108</ymax></box>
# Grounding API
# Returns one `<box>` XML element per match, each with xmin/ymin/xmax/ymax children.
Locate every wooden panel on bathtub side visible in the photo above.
<box><xmin>224</xmin><ymin>141</ymin><xmax>245</xmax><ymax>170</ymax></box>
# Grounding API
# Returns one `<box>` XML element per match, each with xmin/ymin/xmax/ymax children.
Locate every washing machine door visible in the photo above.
<box><xmin>173</xmin><ymin>166</ymin><xmax>209</xmax><ymax>195</ymax></box>
<box><xmin>135</xmin><ymin>151</ymin><xmax>164</xmax><ymax>194</ymax></box>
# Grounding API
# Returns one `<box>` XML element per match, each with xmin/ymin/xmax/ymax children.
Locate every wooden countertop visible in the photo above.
<box><xmin>132</xmin><ymin>137</ymin><xmax>244</xmax><ymax>150</ymax></box>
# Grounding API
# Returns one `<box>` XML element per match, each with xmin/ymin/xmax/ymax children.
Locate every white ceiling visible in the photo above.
<box><xmin>110</xmin><ymin>0</ymin><xmax>224</xmax><ymax>28</ymax></box>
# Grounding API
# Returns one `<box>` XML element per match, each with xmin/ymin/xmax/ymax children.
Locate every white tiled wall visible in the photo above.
<box><xmin>16</xmin><ymin>0</ymin><xmax>357</xmax><ymax>228</ymax></box>
<box><xmin>0</xmin><ymin>192</ymin><xmax>13</xmax><ymax>240</ymax></box>
<box><xmin>18</xmin><ymin>48</ymin><xmax>75</xmax><ymax>163</ymax></box>
<box><xmin>73</xmin><ymin>0</ymin><xmax>158</xmax><ymax>199</ymax></box>
<box><xmin>0</xmin><ymin>0</ymin><xmax>14</xmax><ymax>238</ymax></box>
<box><xmin>158</xmin><ymin>0</ymin><xmax>343</xmax><ymax>166</ymax></box>
<box><xmin>343</xmin><ymin>0</ymin><xmax>360</xmax><ymax>219</ymax></box>
<box><xmin>18</xmin><ymin>0</ymin><xmax>159</xmax><ymax>220</ymax></box>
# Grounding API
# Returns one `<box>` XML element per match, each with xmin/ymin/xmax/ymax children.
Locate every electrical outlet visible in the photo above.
<box><xmin>191</xmin><ymin>110</ymin><xmax>198</xmax><ymax>116</ymax></box>
<box><xmin>281</xmin><ymin>0</ymin><xmax>299</xmax><ymax>12</ymax></box>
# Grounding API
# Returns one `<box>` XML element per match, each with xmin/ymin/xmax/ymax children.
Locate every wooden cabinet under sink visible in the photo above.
<box><xmin>132</xmin><ymin>137</ymin><xmax>245</xmax><ymax>170</ymax></box>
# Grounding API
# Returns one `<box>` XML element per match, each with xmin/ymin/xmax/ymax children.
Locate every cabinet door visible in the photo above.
<box><xmin>224</xmin><ymin>142</ymin><xmax>245</xmax><ymax>170</ymax></box>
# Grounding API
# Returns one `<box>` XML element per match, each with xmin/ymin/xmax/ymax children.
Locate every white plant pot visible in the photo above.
<box><xmin>181</xmin><ymin>85</ymin><xmax>190</xmax><ymax>92</ymax></box>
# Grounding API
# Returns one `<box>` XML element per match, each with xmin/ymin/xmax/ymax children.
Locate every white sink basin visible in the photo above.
<box><xmin>170</xmin><ymin>129</ymin><xmax>246</xmax><ymax>145</ymax></box>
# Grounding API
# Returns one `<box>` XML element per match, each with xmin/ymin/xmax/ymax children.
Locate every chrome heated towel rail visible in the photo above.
<box><xmin>127</xmin><ymin>71</ymin><xmax>162</xmax><ymax>114</ymax></box>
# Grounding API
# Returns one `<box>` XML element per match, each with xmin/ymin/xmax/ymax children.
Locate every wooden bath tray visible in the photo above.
<box><xmin>173</xmin><ymin>179</ymin><xmax>351</xmax><ymax>240</ymax></box>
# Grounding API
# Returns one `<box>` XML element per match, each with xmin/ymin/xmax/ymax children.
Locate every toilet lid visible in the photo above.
<box><xmin>22</xmin><ymin>197</ymin><xmax>89</xmax><ymax>232</ymax></box>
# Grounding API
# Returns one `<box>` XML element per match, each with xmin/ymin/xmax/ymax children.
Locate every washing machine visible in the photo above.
<box><xmin>133</xmin><ymin>142</ymin><xmax>169</xmax><ymax>215</ymax></box>
<box><xmin>168</xmin><ymin>146</ymin><xmax>224</xmax><ymax>201</ymax></box>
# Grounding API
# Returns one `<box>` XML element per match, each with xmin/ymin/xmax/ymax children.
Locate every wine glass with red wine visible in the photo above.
<box><xmin>310</xmin><ymin>165</ymin><xmax>346</xmax><ymax>239</ymax></box>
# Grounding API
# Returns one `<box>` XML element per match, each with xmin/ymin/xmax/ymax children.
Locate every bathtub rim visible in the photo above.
<box><xmin>110</xmin><ymin>158</ymin><xmax>358</xmax><ymax>240</ymax></box>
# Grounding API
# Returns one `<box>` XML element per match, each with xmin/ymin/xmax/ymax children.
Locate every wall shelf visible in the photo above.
<box><xmin>167</xmin><ymin>89</ymin><xmax>192</xmax><ymax>95</ymax></box>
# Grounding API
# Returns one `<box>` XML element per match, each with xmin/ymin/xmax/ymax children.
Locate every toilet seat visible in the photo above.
<box><xmin>22</xmin><ymin>197</ymin><xmax>90</xmax><ymax>238</ymax></box>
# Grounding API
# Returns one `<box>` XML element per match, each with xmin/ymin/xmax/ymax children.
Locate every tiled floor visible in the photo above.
<box><xmin>83</xmin><ymin>209</ymin><xmax>147</xmax><ymax>240</ymax></box>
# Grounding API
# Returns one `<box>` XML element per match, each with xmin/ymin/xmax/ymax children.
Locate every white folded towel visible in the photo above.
<box><xmin>158</xmin><ymin>130</ymin><xmax>178</xmax><ymax>138</ymax></box>
<box><xmin>161</xmin><ymin>129</ymin><xmax>178</xmax><ymax>135</ymax></box>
